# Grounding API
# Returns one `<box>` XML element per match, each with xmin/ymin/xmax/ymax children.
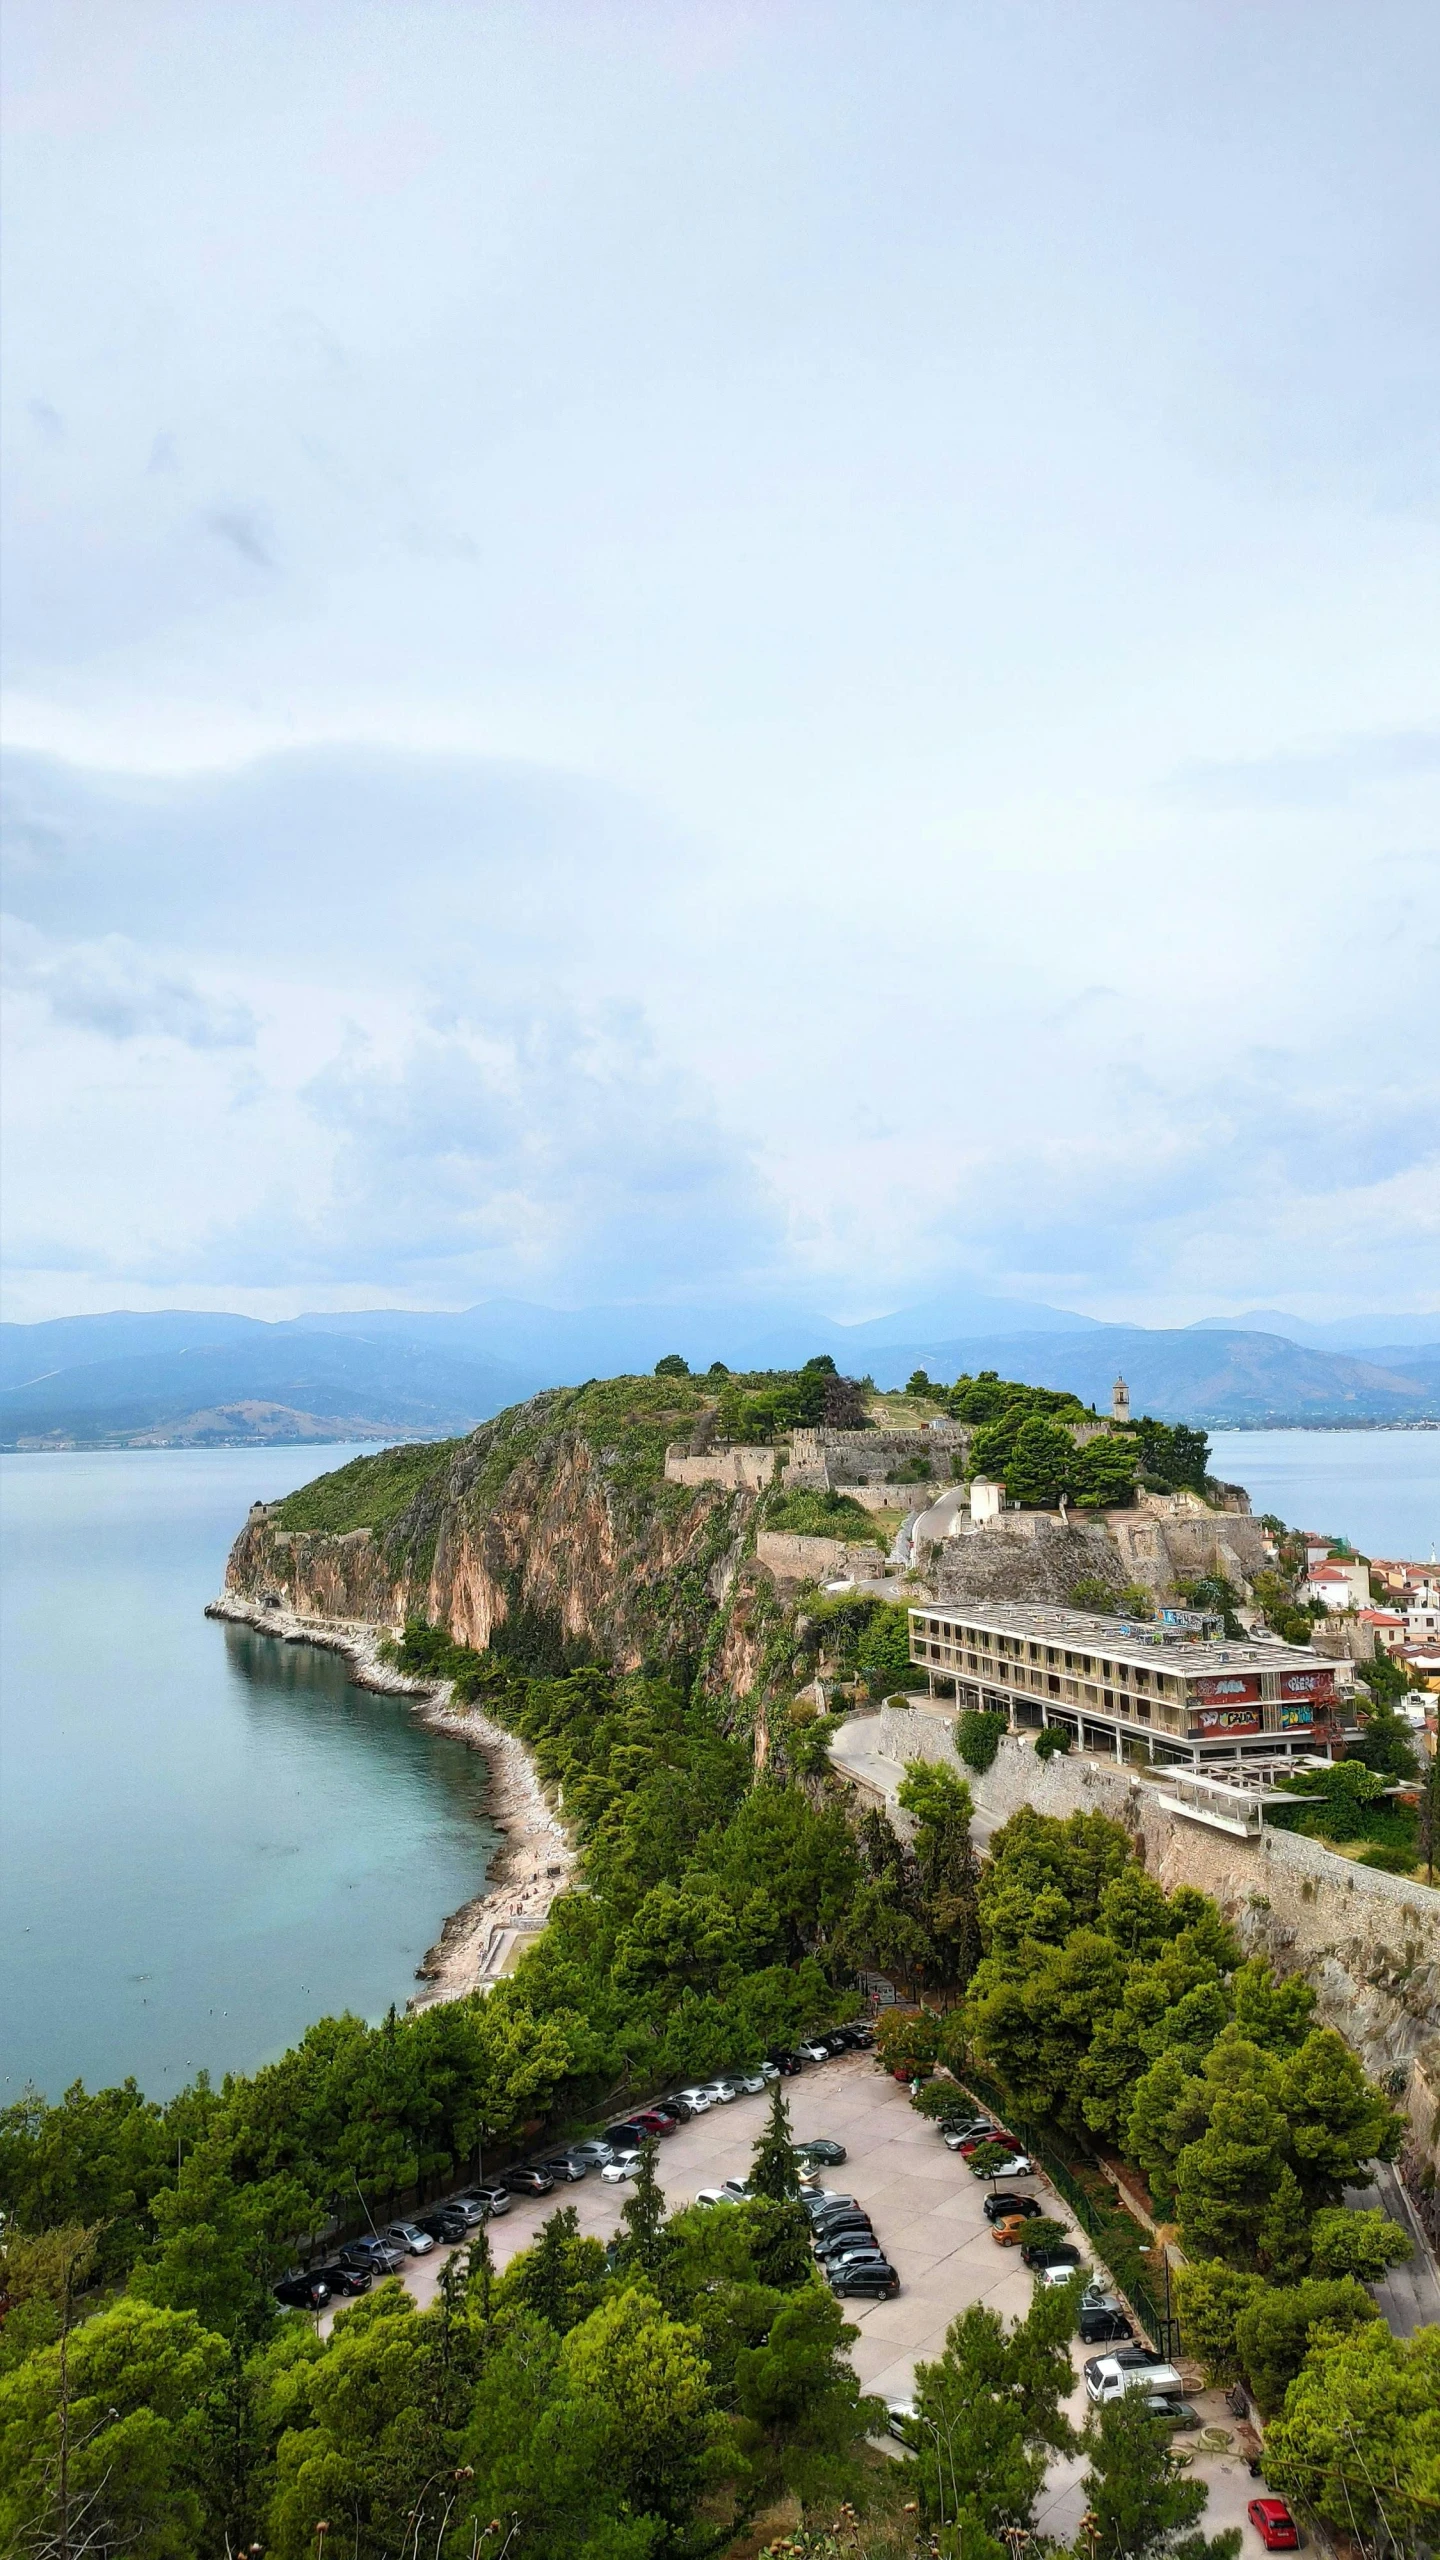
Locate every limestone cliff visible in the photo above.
<box><xmin>222</xmin><ymin>1378</ymin><xmax>786</xmax><ymax>1695</ymax></box>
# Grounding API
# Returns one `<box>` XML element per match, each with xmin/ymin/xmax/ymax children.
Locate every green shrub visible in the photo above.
<box><xmin>955</xmin><ymin>1710</ymin><xmax>1009</xmax><ymax>1774</ymax></box>
<box><xmin>765</xmin><ymin>1489</ymin><xmax>881</xmax><ymax>1544</ymax></box>
<box><xmin>1034</xmin><ymin>1725</ymin><xmax>1072</xmax><ymax>1761</ymax></box>
<box><xmin>1357</xmin><ymin>1843</ymin><xmax>1416</xmax><ymax>1875</ymax></box>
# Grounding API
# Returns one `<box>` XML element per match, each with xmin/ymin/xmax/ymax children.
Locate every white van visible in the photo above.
<box><xmin>1086</xmin><ymin>2357</ymin><xmax>1185</xmax><ymax>2405</ymax></box>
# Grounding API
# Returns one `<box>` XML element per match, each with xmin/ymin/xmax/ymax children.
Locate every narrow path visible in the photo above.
<box><xmin>1346</xmin><ymin>2162</ymin><xmax>1440</xmax><ymax>2336</ymax></box>
<box><xmin>829</xmin><ymin>1709</ymin><xmax>1000</xmax><ymax>1847</ymax></box>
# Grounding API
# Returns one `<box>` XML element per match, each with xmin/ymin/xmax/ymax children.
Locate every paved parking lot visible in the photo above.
<box><xmin>358</xmin><ymin>2051</ymin><xmax>1277</xmax><ymax>2555</ymax></box>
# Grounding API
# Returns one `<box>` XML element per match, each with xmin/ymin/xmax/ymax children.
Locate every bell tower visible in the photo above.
<box><xmin>1111</xmin><ymin>1374</ymin><xmax>1130</xmax><ymax>1425</ymax></box>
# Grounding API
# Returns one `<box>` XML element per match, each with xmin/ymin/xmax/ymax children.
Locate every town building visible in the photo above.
<box><xmin>908</xmin><ymin>1598</ymin><xmax>1351</xmax><ymax>1771</ymax></box>
<box><xmin>1303</xmin><ymin>1557</ymin><xmax>1370</xmax><ymax>1610</ymax></box>
<box><xmin>1356</xmin><ymin>1607</ymin><xmax>1408</xmax><ymax>1652</ymax></box>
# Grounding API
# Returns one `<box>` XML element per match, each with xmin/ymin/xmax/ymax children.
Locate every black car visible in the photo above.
<box><xmin>829</xmin><ymin>2260</ymin><xmax>899</xmax><ymax>2298</ymax></box>
<box><xmin>810</xmin><ymin>2200</ymin><xmax>869</xmax><ymax>2231</ymax></box>
<box><xmin>1079</xmin><ymin>2307</ymin><xmax>1135</xmax><ymax>2345</ymax></box>
<box><xmin>815</xmin><ymin>2231</ymin><xmax>880</xmax><ymax>2264</ymax></box>
<box><xmin>608</xmin><ymin>2122</ymin><xmax>659</xmax><ymax>2149</ymax></box>
<box><xmin>500</xmin><ymin>2164</ymin><xmax>556</xmax><ymax>2196</ymax></box>
<box><xmin>841</xmin><ymin>2023</ymin><xmax>875</xmax><ymax>2049</ymax></box>
<box><xmin>646</xmin><ymin>2101</ymin><xmax>688</xmax><ymax>2127</ymax></box>
<box><xmin>274</xmin><ymin>2272</ymin><xmax>330</xmax><ymax>2310</ymax></box>
<box><xmin>813</xmin><ymin>2221</ymin><xmax>877</xmax><ymax>2256</ymax></box>
<box><xmin>820</xmin><ymin>2031</ymin><xmax>852</xmax><ymax>2055</ymax></box>
<box><xmin>339</xmin><ymin>2237</ymin><xmax>405</xmax><ymax>2274</ymax></box>
<box><xmin>1022</xmin><ymin>2240</ymin><xmax>1084</xmax><ymax>2271</ymax></box>
<box><xmin>983</xmin><ymin>2192</ymin><xmax>1044</xmax><ymax>2224</ymax></box>
<box><xmin>417</xmin><ymin>2206</ymin><xmax>471</xmax><ymax>2243</ymax></box>
<box><xmin>314</xmin><ymin>2259</ymin><xmax>371</xmax><ymax>2297</ymax></box>
<box><xmin>769</xmin><ymin>2050</ymin><xmax>805</xmax><ymax>2076</ymax></box>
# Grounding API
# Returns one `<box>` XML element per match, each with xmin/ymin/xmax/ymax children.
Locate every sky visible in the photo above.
<box><xmin>2</xmin><ymin>0</ymin><xmax>1438</xmax><ymax>1330</ymax></box>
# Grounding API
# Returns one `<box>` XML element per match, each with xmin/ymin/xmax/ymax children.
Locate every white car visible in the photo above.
<box><xmin>601</xmin><ymin>2150</ymin><xmax>643</xmax><ymax>2184</ymax></box>
<box><xmin>726</xmin><ymin>2069</ymin><xmax>767</xmax><ymax>2096</ymax></box>
<box><xmin>1036</xmin><ymin>2261</ymin><xmax>1089</xmax><ymax>2288</ymax></box>
<box><xmin>693</xmin><ymin>2180</ymin><xmax>751</xmax><ymax>2208</ymax></box>
<box><xmin>675</xmin><ymin>2087</ymin><xmax>714</xmax><ymax>2113</ymax></box>
<box><xmin>886</xmin><ymin>2398</ymin><xmax>919</xmax><ymax>2444</ymax></box>
<box><xmin>701</xmin><ymin>2080</ymin><xmax>739</xmax><ymax>2104</ymax></box>
<box><xmin>797</xmin><ymin>2039</ymin><xmax>832</xmax><ymax>2064</ymax></box>
<box><xmin>758</xmin><ymin>2061</ymin><xmax>780</xmax><ymax>2083</ymax></box>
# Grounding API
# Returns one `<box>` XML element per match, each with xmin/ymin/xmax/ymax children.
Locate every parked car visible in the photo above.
<box><xmin>983</xmin><ymin>2192</ymin><xmax>1043</xmax><ymax>2224</ymax></box>
<box><xmin>274</xmin><ymin>2272</ymin><xmax>330</xmax><ymax>2310</ymax></box>
<box><xmin>1085</xmin><ymin>2356</ymin><xmax>1184</xmax><ymax>2406</ymax></box>
<box><xmin>829</xmin><ymin>2260</ymin><xmax>899</xmax><ymax>2298</ymax></box>
<box><xmin>1036</xmin><ymin>2261</ymin><xmax>1088</xmax><ymax>2288</ymax></box>
<box><xmin>812</xmin><ymin>2208</ymin><xmax>875</xmax><ymax>2239</ymax></box>
<box><xmin>630</xmin><ymin>2108</ymin><xmax>678</xmax><ymax>2135</ymax></box>
<box><xmin>453</xmin><ymin>2185</ymin><xmax>512</xmax><ymax>2218</ymax></box>
<box><xmin>803</xmin><ymin>2190</ymin><xmax>857</xmax><ymax>2219</ymax></box>
<box><xmin>498</xmin><ymin>2166</ymin><xmax>555</xmax><ymax>2196</ymax></box>
<box><xmin>794</xmin><ymin>2138</ymin><xmax>848</xmax><ymax>2167</ymax></box>
<box><xmin>1022</xmin><ymin>2236</ymin><xmax>1083</xmax><ymax>2270</ymax></box>
<box><xmin>809</xmin><ymin>2195</ymin><xmax>867</xmax><ymax>2226</ymax></box>
<box><xmin>645</xmin><ymin>2100</ymin><xmax>689</xmax><ymax>2126</ymax></box>
<box><xmin>819</xmin><ymin>2031</ymin><xmax>852</xmax><ymax>2055</ymax></box>
<box><xmin>758</xmin><ymin>2060</ymin><xmax>781</xmax><ymax>2082</ymax></box>
<box><xmin>314</xmin><ymin>2260</ymin><xmax>371</xmax><ymax>2296</ymax></box>
<box><xmin>601</xmin><ymin>2150</ymin><xmax>642</xmax><ymax>2184</ymax></box>
<box><xmin>960</xmin><ymin>2131</ymin><xmax>1025</xmax><ymax>2158</ymax></box>
<box><xmin>1079</xmin><ymin>2304</ymin><xmax>1134</xmax><ymax>2345</ymax></box>
<box><xmin>674</xmin><ymin>2087</ymin><xmax>714</xmax><ymax>2112</ymax></box>
<box><xmin>700</xmin><ymin>2080</ymin><xmax>739</xmax><ymax>2104</ymax></box>
<box><xmin>886</xmin><ymin>2398</ymin><xmax>918</xmax><ymax>2443</ymax></box>
<box><xmin>442</xmin><ymin>2193</ymin><xmax>491</xmax><ymax>2226</ymax></box>
<box><xmin>814</xmin><ymin>2233</ymin><xmax>881</xmax><ymax>2266</ymax></box>
<box><xmin>1147</xmin><ymin>2397</ymin><xmax>1201</xmax><ymax>2429</ymax></box>
<box><xmin>797</xmin><ymin>2039</ymin><xmax>833</xmax><ymax>2064</ymax></box>
<box><xmin>1083</xmin><ymin>2346</ymin><xmax>1164</xmax><ymax>2380</ymax></box>
<box><xmin>820</xmin><ymin>2246</ymin><xmax>892</xmax><ymax>2278</ymax></box>
<box><xmin>608</xmin><ymin>2120</ymin><xmax>660</xmax><ymax>2148</ymax></box>
<box><xmin>974</xmin><ymin>2151</ymin><xmax>1033</xmax><ymax>2178</ymax></box>
<box><xmin>990</xmin><ymin>2215</ymin><xmax>1038</xmax><ymax>2246</ymax></box>
<box><xmin>942</xmin><ymin>2119</ymin><xmax>994</xmax><ymax>2151</ymax></box>
<box><xmin>694</xmin><ymin>2181</ymin><xmax>752</xmax><ymax>2208</ymax></box>
<box><xmin>386</xmin><ymin>2222</ymin><xmax>437</xmax><ymax>2256</ymax></box>
<box><xmin>769</xmin><ymin>2050</ymin><xmax>805</xmax><ymax>2076</ymax></box>
<box><xmin>339</xmin><ymin>2237</ymin><xmax>406</xmax><ymax>2273</ymax></box>
<box><xmin>813</xmin><ymin>2222</ymin><xmax>877</xmax><ymax>2257</ymax></box>
<box><xmin>830</xmin><ymin>2023</ymin><xmax>873</xmax><ymax>2050</ymax></box>
<box><xmin>1247</xmin><ymin>2499</ymin><xmax>1301</xmax><ymax>2551</ymax></box>
<box><xmin>535</xmin><ymin>2153</ymin><xmax>589</xmax><ymax>2184</ymax></box>
<box><xmin>416</xmin><ymin>2206</ymin><xmax>470</xmax><ymax>2243</ymax></box>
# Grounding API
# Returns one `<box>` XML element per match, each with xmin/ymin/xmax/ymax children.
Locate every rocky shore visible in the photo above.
<box><xmin>205</xmin><ymin>1593</ymin><xmax>575</xmax><ymax>2005</ymax></box>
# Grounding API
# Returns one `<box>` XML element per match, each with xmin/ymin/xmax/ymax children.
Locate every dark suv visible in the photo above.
<box><xmin>274</xmin><ymin>2271</ymin><xmax>330</xmax><ymax>2310</ymax></box>
<box><xmin>417</xmin><ymin>2206</ymin><xmax>470</xmax><ymax>2244</ymax></box>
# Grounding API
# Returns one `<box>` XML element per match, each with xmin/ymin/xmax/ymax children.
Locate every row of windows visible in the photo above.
<box><xmin>913</xmin><ymin>1622</ymin><xmax>1179</xmax><ymax>1698</ymax></box>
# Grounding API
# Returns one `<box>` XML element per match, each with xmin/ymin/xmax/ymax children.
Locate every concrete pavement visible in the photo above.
<box><xmin>354</xmin><ymin>2051</ymin><xmax>1277</xmax><ymax>2555</ymax></box>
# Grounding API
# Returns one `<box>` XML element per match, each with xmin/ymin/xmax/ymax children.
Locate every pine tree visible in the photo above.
<box><xmin>1076</xmin><ymin>2391</ymin><xmax>1240</xmax><ymax>2558</ymax></box>
<box><xmin>749</xmin><ymin>2078</ymin><xmax>801</xmax><ymax>2202</ymax></box>
<box><xmin>619</xmin><ymin>2137</ymin><xmax>671</xmax><ymax>2281</ymax></box>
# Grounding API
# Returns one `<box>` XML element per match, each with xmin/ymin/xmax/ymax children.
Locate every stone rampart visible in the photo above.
<box><xmin>664</xmin><ymin>1445</ymin><xmax>778</xmax><ymax>1491</ymax></box>
<box><xmin>757</xmin><ymin>1530</ymin><xmax>886</xmax><ymax>1583</ymax></box>
<box><xmin>871</xmin><ymin>1715</ymin><xmax>1440</xmax><ymax>2081</ymax></box>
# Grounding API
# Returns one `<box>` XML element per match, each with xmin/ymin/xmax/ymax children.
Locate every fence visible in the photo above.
<box><xmin>954</xmin><ymin>2065</ymin><xmax>1181</xmax><ymax>2362</ymax></box>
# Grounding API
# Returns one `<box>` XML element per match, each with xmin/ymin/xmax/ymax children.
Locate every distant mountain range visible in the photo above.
<box><xmin>2</xmin><ymin>1293</ymin><xmax>1438</xmax><ymax>1445</ymax></box>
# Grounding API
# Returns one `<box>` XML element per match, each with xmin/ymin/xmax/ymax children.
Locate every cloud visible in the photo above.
<box><xmin>1169</xmin><ymin>729</ymin><xmax>1440</xmax><ymax>810</ymax></box>
<box><xmin>201</xmin><ymin>505</ymin><xmax>275</xmax><ymax>569</ymax></box>
<box><xmin>1</xmin><ymin>918</ymin><xmax>256</xmax><ymax>1048</ymax></box>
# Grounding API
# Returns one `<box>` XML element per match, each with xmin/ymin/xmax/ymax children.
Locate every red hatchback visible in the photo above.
<box><xmin>1248</xmin><ymin>2499</ymin><xmax>1300</xmax><ymax>2550</ymax></box>
<box><xmin>960</xmin><ymin>2131</ymin><xmax>1024</xmax><ymax>2157</ymax></box>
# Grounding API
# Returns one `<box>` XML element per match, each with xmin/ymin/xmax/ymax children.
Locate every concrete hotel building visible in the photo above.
<box><xmin>908</xmin><ymin>1600</ymin><xmax>1352</xmax><ymax>1771</ymax></box>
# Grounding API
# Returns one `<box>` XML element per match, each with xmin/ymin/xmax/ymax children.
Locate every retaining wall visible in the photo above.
<box><xmin>664</xmin><ymin>1446</ymin><xmax>778</xmax><ymax>1490</ymax></box>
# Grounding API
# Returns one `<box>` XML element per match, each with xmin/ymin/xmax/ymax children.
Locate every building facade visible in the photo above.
<box><xmin>909</xmin><ymin>1598</ymin><xmax>1351</xmax><ymax>1770</ymax></box>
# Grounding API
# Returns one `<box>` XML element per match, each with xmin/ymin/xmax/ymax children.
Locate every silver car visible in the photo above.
<box><xmin>675</xmin><ymin>2087</ymin><xmax>714</xmax><ymax>2113</ymax></box>
<box><xmin>563</xmin><ymin>2141</ymin><xmax>615</xmax><ymax>2169</ymax></box>
<box><xmin>700</xmin><ymin>2080</ymin><xmax>739</xmax><ymax>2104</ymax></box>
<box><xmin>385</xmin><ymin>2221</ymin><xmax>436</xmax><ymax>2256</ymax></box>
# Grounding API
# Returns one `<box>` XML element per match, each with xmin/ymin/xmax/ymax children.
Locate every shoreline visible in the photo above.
<box><xmin>205</xmin><ymin>1593</ymin><xmax>575</xmax><ymax>2004</ymax></box>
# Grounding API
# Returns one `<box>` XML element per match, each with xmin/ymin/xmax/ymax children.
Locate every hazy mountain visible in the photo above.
<box><xmin>1189</xmin><ymin>1309</ymin><xmax>1440</xmax><ymax>1353</ymax></box>
<box><xmin>4</xmin><ymin>1299</ymin><xmax>1438</xmax><ymax>1445</ymax></box>
<box><xmin>857</xmin><ymin>1328</ymin><xmax>1440</xmax><ymax>1423</ymax></box>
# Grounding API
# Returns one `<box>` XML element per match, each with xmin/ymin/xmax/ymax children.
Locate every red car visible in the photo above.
<box><xmin>960</xmin><ymin>2131</ymin><xmax>1024</xmax><ymax>2157</ymax></box>
<box><xmin>1248</xmin><ymin>2499</ymin><xmax>1300</xmax><ymax>2551</ymax></box>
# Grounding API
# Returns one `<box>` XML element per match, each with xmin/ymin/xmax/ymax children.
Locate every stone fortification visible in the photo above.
<box><xmin>663</xmin><ymin>1445</ymin><xmax>778</xmax><ymax>1491</ymax></box>
<box><xmin>783</xmin><ymin>1421</ymin><xmax>970</xmax><ymax>1492</ymax></box>
<box><xmin>875</xmin><ymin>1710</ymin><xmax>1440</xmax><ymax>2096</ymax></box>
<box><xmin>926</xmin><ymin>1498</ymin><xmax>1267</xmax><ymax>1608</ymax></box>
<box><xmin>756</xmin><ymin>1529</ymin><xmax>894</xmax><ymax>1585</ymax></box>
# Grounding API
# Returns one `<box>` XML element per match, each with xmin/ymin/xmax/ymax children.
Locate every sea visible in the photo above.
<box><xmin>1207</xmin><ymin>1428</ymin><xmax>1439</xmax><ymax>1561</ymax></box>
<box><xmin>2</xmin><ymin>1428</ymin><xmax>1436</xmax><ymax>2105</ymax></box>
<box><xmin>0</xmin><ymin>1446</ymin><xmax>499</xmax><ymax>2104</ymax></box>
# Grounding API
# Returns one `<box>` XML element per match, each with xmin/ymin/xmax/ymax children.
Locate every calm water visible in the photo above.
<box><xmin>1208</xmin><ymin>1428</ymin><xmax>1440</xmax><ymax>1559</ymax></box>
<box><xmin>0</xmin><ymin>1448</ymin><xmax>498</xmax><ymax>2101</ymax></box>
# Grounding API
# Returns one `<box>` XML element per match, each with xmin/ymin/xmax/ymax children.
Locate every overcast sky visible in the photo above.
<box><xmin>2</xmin><ymin>0</ymin><xmax>1437</xmax><ymax>1329</ymax></box>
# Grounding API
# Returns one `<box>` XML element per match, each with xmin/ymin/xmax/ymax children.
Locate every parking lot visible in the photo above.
<box><xmin>359</xmin><ymin>2050</ymin><xmax>1280</xmax><ymax>2555</ymax></box>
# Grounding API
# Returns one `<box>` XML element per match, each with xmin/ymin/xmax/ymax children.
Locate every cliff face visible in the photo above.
<box><xmin>223</xmin><ymin>1382</ymin><xmax>782</xmax><ymax>1690</ymax></box>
